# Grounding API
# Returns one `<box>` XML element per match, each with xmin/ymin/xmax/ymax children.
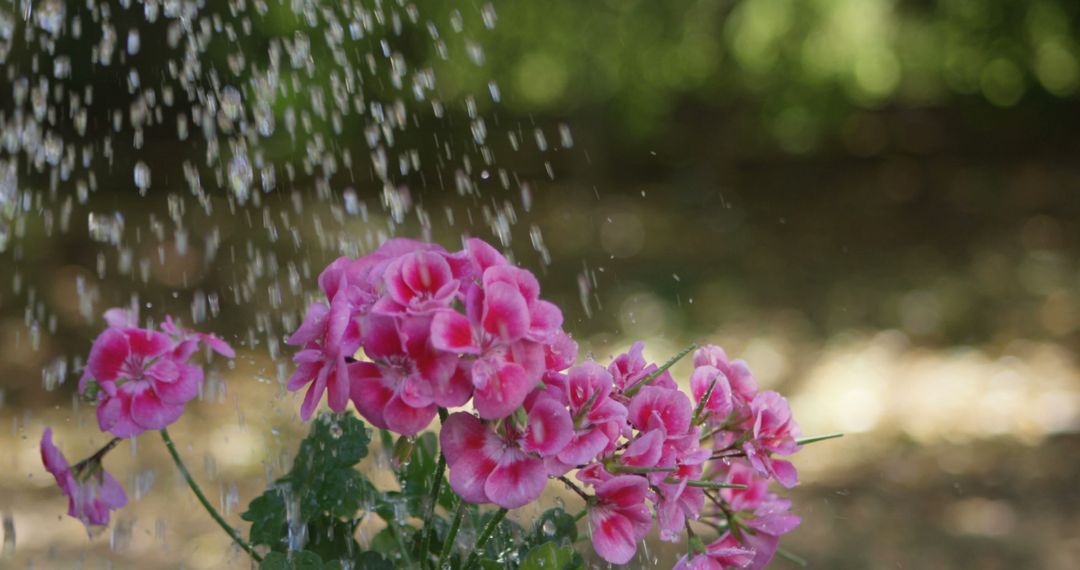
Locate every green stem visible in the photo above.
<box><xmin>438</xmin><ymin>500</ymin><xmax>468</xmax><ymax>567</ymax></box>
<box><xmin>556</xmin><ymin>475</ymin><xmax>592</xmax><ymax>503</ymax></box>
<box><xmin>777</xmin><ymin>547</ymin><xmax>808</xmax><ymax>567</ymax></box>
<box><xmin>611</xmin><ymin>465</ymin><xmax>677</xmax><ymax>474</ymax></box>
<box><xmin>690</xmin><ymin>376</ymin><xmax>719</xmax><ymax>426</ymax></box>
<box><xmin>795</xmin><ymin>432</ymin><xmax>844</xmax><ymax>446</ymax></box>
<box><xmin>421</xmin><ymin>408</ymin><xmax>450</xmax><ymax>569</ymax></box>
<box><xmin>159</xmin><ymin>428</ymin><xmax>262</xmax><ymax>562</ymax></box>
<box><xmin>682</xmin><ymin>480</ymin><xmax>748</xmax><ymax>490</ymax></box>
<box><xmin>463</xmin><ymin>508</ymin><xmax>508</xmax><ymax>570</ymax></box>
<box><xmin>624</xmin><ymin>344</ymin><xmax>697</xmax><ymax>397</ymax></box>
<box><xmin>71</xmin><ymin>437</ymin><xmax>123</xmax><ymax>474</ymax></box>
<box><xmin>385</xmin><ymin>518</ymin><xmax>413</xmax><ymax>568</ymax></box>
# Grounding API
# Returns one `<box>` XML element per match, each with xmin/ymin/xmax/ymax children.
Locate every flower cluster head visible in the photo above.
<box><xmin>79</xmin><ymin>309</ymin><xmax>234</xmax><ymax>437</ymax></box>
<box><xmin>41</xmin><ymin>308</ymin><xmax>234</xmax><ymax>531</ymax></box>
<box><xmin>286</xmin><ymin>238</ymin><xmax>572</xmax><ymax>432</ymax></box>
<box><xmin>288</xmin><ymin>238</ymin><xmax>808</xmax><ymax>568</ymax></box>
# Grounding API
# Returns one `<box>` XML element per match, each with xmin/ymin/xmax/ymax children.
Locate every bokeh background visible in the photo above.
<box><xmin>2</xmin><ymin>0</ymin><xmax>1080</xmax><ymax>568</ymax></box>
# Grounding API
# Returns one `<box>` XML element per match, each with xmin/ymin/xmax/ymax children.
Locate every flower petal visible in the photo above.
<box><xmin>432</xmin><ymin>360</ymin><xmax>474</xmax><ymax>408</ymax></box>
<box><xmin>557</xmin><ymin>428</ymin><xmax>610</xmax><ymax>466</ymax></box>
<box><xmin>473</xmin><ymin>362</ymin><xmax>532</xmax><ymax>420</ymax></box>
<box><xmin>287</xmin><ymin>302</ymin><xmax>330</xmax><ymax>346</ymax></box>
<box><xmin>466</xmin><ymin>238</ymin><xmax>508</xmax><ymax>273</ymax></box>
<box><xmin>440</xmin><ymin>412</ymin><xmax>499</xmax><ymax>466</ymax></box>
<box><xmin>299</xmin><ymin>364</ymin><xmax>330</xmax><ymax>421</ymax></box>
<box><xmin>430</xmin><ymin>310</ymin><xmax>480</xmax><ymax>354</ymax></box>
<box><xmin>86</xmin><ymin>329</ymin><xmax>130</xmax><ymax>384</ymax></box>
<box><xmin>523</xmin><ymin>398</ymin><xmax>574</xmax><ymax>457</ymax></box>
<box><xmin>97</xmin><ymin>391</ymin><xmax>143</xmax><ymax>438</ymax></box>
<box><xmin>361</xmin><ymin>313</ymin><xmax>404</xmax><ymax>360</ymax></box>
<box><xmin>481</xmin><ymin>281</ymin><xmax>529</xmax><ymax>342</ymax></box>
<box><xmin>40</xmin><ymin>428</ymin><xmax>70</xmax><ymax>478</ymax></box>
<box><xmin>326</xmin><ymin>354</ymin><xmax>350</xmax><ymax>413</ymax></box>
<box><xmin>440</xmin><ymin>414</ymin><xmax>501</xmax><ymax>504</ymax></box>
<box><xmin>125</xmin><ymin>329</ymin><xmax>172</xmax><ymax>359</ymax></box>
<box><xmin>146</xmin><ymin>358</ymin><xmax>180</xmax><ymax>384</ymax></box>
<box><xmin>402</xmin><ymin>251</ymin><xmax>453</xmax><ymax>297</ymax></box>
<box><xmin>484</xmin><ymin>447</ymin><xmax>547</xmax><ymax>509</ymax></box>
<box><xmin>349</xmin><ymin>363</ymin><xmax>393</xmax><ymax>429</ymax></box>
<box><xmin>153</xmin><ymin>364</ymin><xmax>203</xmax><ymax>405</ymax></box>
<box><xmin>199</xmin><ymin>334</ymin><xmax>236</xmax><ymax>358</ymax></box>
<box><xmin>628</xmin><ymin>386</ymin><xmax>693</xmax><ymax>435</ymax></box>
<box><xmin>527</xmin><ymin>300</ymin><xmax>563</xmax><ymax>340</ymax></box>
<box><xmin>589</xmin><ymin>508</ymin><xmax>639</xmax><ymax>565</ymax></box>
<box><xmin>383</xmin><ymin>393</ymin><xmax>437</xmax><ymax>436</ymax></box>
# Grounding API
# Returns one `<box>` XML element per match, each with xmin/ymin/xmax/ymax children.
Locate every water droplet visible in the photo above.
<box><xmin>126</xmin><ymin>29</ymin><xmax>140</xmax><ymax>55</ymax></box>
<box><xmin>133</xmin><ymin>162</ymin><xmax>151</xmax><ymax>194</ymax></box>
<box><xmin>541</xmin><ymin>519</ymin><xmax>556</xmax><ymax>537</ymax></box>
<box><xmin>228</xmin><ymin>155</ymin><xmax>253</xmax><ymax>204</ymax></box>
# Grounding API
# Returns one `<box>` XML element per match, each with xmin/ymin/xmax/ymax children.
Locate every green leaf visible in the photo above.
<box><xmin>242</xmin><ymin>412</ymin><xmax>375</xmax><ymax>564</ymax></box>
<box><xmin>367</xmin><ymin>526</ymin><xmax>399</xmax><ymax>556</ymax></box>
<box><xmin>304</xmin><ymin>516</ymin><xmax>361</xmax><ymax>563</ymax></box>
<box><xmin>259</xmin><ymin>550</ymin><xmax>324</xmax><ymax>570</ymax></box>
<box><xmin>353</xmin><ymin>551</ymin><xmax>395</xmax><ymax>570</ymax></box>
<box><xmin>520</xmin><ymin>542</ymin><xmax>583</xmax><ymax>570</ymax></box>
<box><xmin>309</xmin><ymin>468</ymin><xmax>373</xmax><ymax>519</ymax></box>
<box><xmin>242</xmin><ymin>486</ymin><xmax>288</xmax><ymax>548</ymax></box>
<box><xmin>291</xmin><ymin>413</ymin><xmax>371</xmax><ymax>479</ymax></box>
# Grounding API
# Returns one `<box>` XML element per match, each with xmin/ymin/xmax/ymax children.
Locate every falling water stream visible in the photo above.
<box><xmin>0</xmin><ymin>0</ymin><xmax>574</xmax><ymax>566</ymax></box>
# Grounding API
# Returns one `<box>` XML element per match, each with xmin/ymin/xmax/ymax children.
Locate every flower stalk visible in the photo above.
<box><xmin>159</xmin><ymin>428</ymin><xmax>262</xmax><ymax>562</ymax></box>
<box><xmin>463</xmin><ymin>508</ymin><xmax>508</xmax><ymax>570</ymax></box>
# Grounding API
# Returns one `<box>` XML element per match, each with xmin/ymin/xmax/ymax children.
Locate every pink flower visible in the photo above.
<box><xmin>738</xmin><ymin>496</ymin><xmax>802</xmax><ymax>570</ymax></box>
<box><xmin>82</xmin><ymin>327</ymin><xmax>205</xmax><ymax>437</ymax></box>
<box><xmin>286</xmin><ymin>276</ymin><xmax>362</xmax><ymax>420</ymax></box>
<box><xmin>430</xmin><ymin>265</ymin><xmax>558</xmax><ymax>419</ymax></box>
<box><xmin>319</xmin><ymin>238</ymin><xmax>451</xmax><ymax>303</ymax></box>
<box><xmin>656</xmin><ymin>478</ymin><xmax>705</xmax><ymax>543</ymax></box>
<box><xmin>689</xmin><ymin>363</ymin><xmax>734</xmax><ymax>422</ymax></box>
<box><xmin>714</xmin><ymin>462</ymin><xmax>802</xmax><ymax>570</ymax></box>
<box><xmin>693</xmin><ymin>345</ymin><xmax>757</xmax><ymax>403</ymax></box>
<box><xmin>40</xmin><ymin>428</ymin><xmax>127</xmax><ymax>530</ymax></box>
<box><xmin>161</xmin><ymin>315</ymin><xmax>236</xmax><ymax>359</ymax></box>
<box><xmin>103</xmin><ymin>307</ymin><xmax>138</xmax><ymax>328</ymax></box>
<box><xmin>743</xmin><ymin>391</ymin><xmax>801</xmax><ymax>488</ymax></box>
<box><xmin>627</xmin><ymin>385</ymin><xmax>693</xmax><ymax>438</ymax></box>
<box><xmin>556</xmin><ymin>362</ymin><xmax>627</xmax><ymax>466</ymax></box>
<box><xmin>348</xmin><ymin>314</ymin><xmax>463</xmax><ymax>435</ymax></box>
<box><xmin>719</xmin><ymin>462</ymin><xmax>771</xmax><ymax>512</ymax></box>
<box><xmin>587</xmin><ymin>475</ymin><xmax>654</xmax><ymax>564</ymax></box>
<box><xmin>609</xmin><ymin>341</ymin><xmax>678</xmax><ymax>395</ymax></box>
<box><xmin>374</xmin><ymin>250</ymin><xmax>460</xmax><ymax>315</ymax></box>
<box><xmin>673</xmin><ymin>535</ymin><xmax>755</xmax><ymax>570</ymax></box>
<box><xmin>440</xmin><ymin>404</ymin><xmax>571</xmax><ymax>508</ymax></box>
<box><xmin>458</xmin><ymin>237</ymin><xmax>510</xmax><ymax>278</ymax></box>
<box><xmin>653</xmin><ymin>452</ymin><xmax>708</xmax><ymax>542</ymax></box>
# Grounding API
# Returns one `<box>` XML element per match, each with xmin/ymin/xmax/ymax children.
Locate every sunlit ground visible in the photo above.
<box><xmin>4</xmin><ymin>324</ymin><xmax>1080</xmax><ymax>568</ymax></box>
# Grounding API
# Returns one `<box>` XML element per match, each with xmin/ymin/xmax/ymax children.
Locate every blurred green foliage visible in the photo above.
<box><xmin>430</xmin><ymin>0</ymin><xmax>1080</xmax><ymax>148</ymax></box>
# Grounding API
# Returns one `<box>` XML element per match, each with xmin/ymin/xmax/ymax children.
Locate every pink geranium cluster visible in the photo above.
<box><xmin>40</xmin><ymin>309</ymin><xmax>234</xmax><ymax>530</ymax></box>
<box><xmin>286</xmin><ymin>238</ymin><xmax>571</xmax><ymax>433</ymax></box>
<box><xmin>288</xmin><ymin>238</ymin><xmax>807</xmax><ymax>568</ymax></box>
